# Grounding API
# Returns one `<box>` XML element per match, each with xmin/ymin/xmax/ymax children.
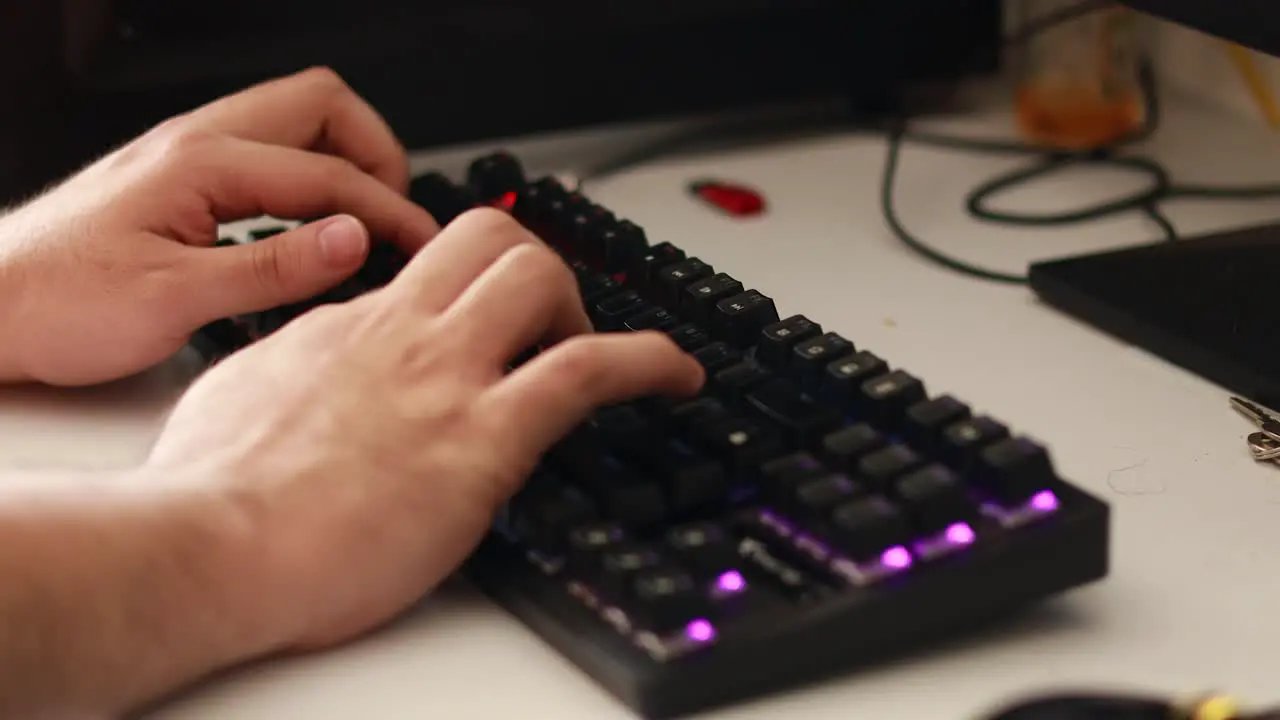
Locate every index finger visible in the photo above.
<box><xmin>182</xmin><ymin>66</ymin><xmax>410</xmax><ymax>193</ymax></box>
<box><xmin>477</xmin><ymin>332</ymin><xmax>705</xmax><ymax>471</ymax></box>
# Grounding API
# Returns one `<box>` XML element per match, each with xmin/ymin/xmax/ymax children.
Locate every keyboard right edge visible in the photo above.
<box><xmin>463</xmin><ymin>482</ymin><xmax>1108</xmax><ymax>720</ymax></box>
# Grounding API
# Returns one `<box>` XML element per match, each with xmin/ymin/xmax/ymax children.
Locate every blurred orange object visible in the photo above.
<box><xmin>1012</xmin><ymin>1</ymin><xmax>1145</xmax><ymax>150</ymax></box>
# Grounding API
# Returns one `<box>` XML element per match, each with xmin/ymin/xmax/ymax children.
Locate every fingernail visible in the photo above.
<box><xmin>318</xmin><ymin>215</ymin><xmax>368</xmax><ymax>267</ymax></box>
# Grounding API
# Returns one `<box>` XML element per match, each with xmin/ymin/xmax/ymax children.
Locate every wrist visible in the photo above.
<box><xmin>127</xmin><ymin>463</ymin><xmax>292</xmax><ymax>673</ymax></box>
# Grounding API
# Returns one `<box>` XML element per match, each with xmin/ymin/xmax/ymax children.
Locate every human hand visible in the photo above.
<box><xmin>0</xmin><ymin>67</ymin><xmax>439</xmax><ymax>386</ymax></box>
<box><xmin>144</xmin><ymin>208</ymin><xmax>704</xmax><ymax>659</ymax></box>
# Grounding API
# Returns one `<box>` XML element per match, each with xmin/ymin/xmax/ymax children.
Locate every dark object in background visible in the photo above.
<box><xmin>981</xmin><ymin>692</ymin><xmax>1280</xmax><ymax>720</ymax></box>
<box><xmin>1118</xmin><ymin>0</ymin><xmax>1280</xmax><ymax>57</ymax></box>
<box><xmin>1019</xmin><ymin>0</ymin><xmax>1280</xmax><ymax>408</ymax></box>
<box><xmin>1029</xmin><ymin>225</ymin><xmax>1280</xmax><ymax>410</ymax></box>
<box><xmin>0</xmin><ymin>0</ymin><xmax>1001</xmax><ymax>206</ymax></box>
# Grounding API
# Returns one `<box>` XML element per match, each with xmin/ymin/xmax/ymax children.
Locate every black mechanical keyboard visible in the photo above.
<box><xmin>196</xmin><ymin>152</ymin><xmax>1110</xmax><ymax>719</ymax></box>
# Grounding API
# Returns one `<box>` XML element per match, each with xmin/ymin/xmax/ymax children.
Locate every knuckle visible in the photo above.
<box><xmin>544</xmin><ymin>336</ymin><xmax>605</xmax><ymax>385</ymax></box>
<box><xmin>121</xmin><ymin>119</ymin><xmax>218</xmax><ymax>173</ymax></box>
<box><xmin>290</xmin><ymin>302</ymin><xmax>343</xmax><ymax>333</ymax></box>
<box><xmin>301</xmin><ymin>65</ymin><xmax>349</xmax><ymax>93</ymax></box>
<box><xmin>509</xmin><ymin>243</ymin><xmax>573</xmax><ymax>286</ymax></box>
<box><xmin>450</xmin><ymin>206</ymin><xmax>534</xmax><ymax>243</ymax></box>
<box><xmin>157</xmin><ymin>124</ymin><xmax>218</xmax><ymax>155</ymax></box>
<box><xmin>249</xmin><ymin>239</ymin><xmax>293</xmax><ymax>289</ymax></box>
<box><xmin>317</xmin><ymin>155</ymin><xmax>362</xmax><ymax>185</ymax></box>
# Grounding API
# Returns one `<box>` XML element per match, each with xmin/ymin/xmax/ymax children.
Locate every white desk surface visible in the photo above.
<box><xmin>6</xmin><ymin>94</ymin><xmax>1280</xmax><ymax>719</ymax></box>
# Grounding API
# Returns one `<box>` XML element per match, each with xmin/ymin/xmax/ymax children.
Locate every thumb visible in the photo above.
<box><xmin>200</xmin><ymin>214</ymin><xmax>370</xmax><ymax>318</ymax></box>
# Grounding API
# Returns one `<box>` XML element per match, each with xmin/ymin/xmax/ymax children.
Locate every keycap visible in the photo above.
<box><xmin>624</xmin><ymin>437</ymin><xmax>728</xmax><ymax>516</ymax></box>
<box><xmin>818</xmin><ymin>423</ymin><xmax>887</xmax><ymax>474</ymax></box>
<box><xmin>654</xmin><ymin>258</ymin><xmax>714</xmax><ymax>308</ymax></box>
<box><xmin>630</xmin><ymin>566</ymin><xmax>706</xmax><ymax>632</ymax></box>
<box><xmin>567</xmin><ymin>202</ymin><xmax>618</xmax><ymax>259</ymax></box>
<box><xmin>733</xmin><ymin>533</ymin><xmax>825</xmax><ymax>601</ymax></box>
<box><xmin>695</xmin><ymin>417</ymin><xmax>784</xmax><ymax>477</ymax></box>
<box><xmin>893</xmin><ymin>464</ymin><xmax>975</xmax><ymax>532</ymax></box>
<box><xmin>249</xmin><ymin>226</ymin><xmax>287</xmax><ymax>240</ymax></box>
<box><xmin>552</xmin><ymin>191</ymin><xmax>598</xmax><ymax>246</ymax></box>
<box><xmin>593</xmin><ymin>291</ymin><xmax>650</xmax><ymax>331</ymax></box>
<box><xmin>667</xmin><ymin>323</ymin><xmax>712</xmax><ymax>351</ymax></box>
<box><xmin>512</xmin><ymin>176</ymin><xmax>567</xmax><ymax>226</ymax></box>
<box><xmin>759</xmin><ymin>452</ymin><xmax>828</xmax><ymax>499</ymax></box>
<box><xmin>821</xmin><ymin>351</ymin><xmax>889</xmax><ymax>409</ymax></box>
<box><xmin>666</xmin><ymin>522</ymin><xmax>740</xmax><ymax>571</ymax></box>
<box><xmin>857</xmin><ymin>370</ymin><xmax>927</xmax><ymax>428</ymax></box>
<box><xmin>581</xmin><ymin>274</ymin><xmax>624</xmax><ymax>306</ymax></box>
<box><xmin>625</xmin><ymin>307</ymin><xmax>679</xmax><ymax>332</ymax></box>
<box><xmin>745</xmin><ymin>379</ymin><xmax>843</xmax><ymax>447</ymax></box>
<box><xmin>190</xmin><ymin>319</ymin><xmax>252</xmax><ymax>362</ymax></box>
<box><xmin>790</xmin><ymin>473</ymin><xmax>862</xmax><ymax>515</ymax></box>
<box><xmin>828</xmin><ymin>496</ymin><xmax>911</xmax><ymax>561</ymax></box>
<box><xmin>757</xmin><ymin>315</ymin><xmax>822</xmax><ymax>370</ymax></box>
<box><xmin>857</xmin><ymin>443</ymin><xmax>924</xmax><ymax>489</ymax></box>
<box><xmin>356</xmin><ymin>243</ymin><xmax>408</xmax><ymax>288</ymax></box>
<box><xmin>938</xmin><ymin>415</ymin><xmax>1010</xmax><ymax>472</ymax></box>
<box><xmin>692</xmin><ymin>342</ymin><xmax>742</xmax><ymax>374</ymax></box>
<box><xmin>600</xmin><ymin>219</ymin><xmax>649</xmax><ymax>272</ymax></box>
<box><xmin>510</xmin><ymin>491</ymin><xmax>597</xmax><ymax>551</ymax></box>
<box><xmin>566</xmin><ymin>521</ymin><xmax>630</xmax><ymax>567</ymax></box>
<box><xmin>791</xmin><ymin>333</ymin><xmax>856</xmax><ymax>389</ymax></box>
<box><xmin>598</xmin><ymin>544</ymin><xmax>665</xmax><ymax>595</ymax></box>
<box><xmin>629</xmin><ymin>242</ymin><xmax>686</xmax><ymax>291</ymax></box>
<box><xmin>682</xmin><ymin>273</ymin><xmax>745</xmax><ymax>325</ymax></box>
<box><xmin>410</xmin><ymin>172</ymin><xmax>476</xmax><ymax>225</ymax></box>
<box><xmin>974</xmin><ymin>436</ymin><xmax>1057</xmax><ymax>505</ymax></box>
<box><xmin>466</xmin><ymin>151</ymin><xmax>526</xmax><ymax>202</ymax></box>
<box><xmin>902</xmin><ymin>395</ymin><xmax>971</xmax><ymax>453</ymax></box>
<box><xmin>553</xmin><ymin>443</ymin><xmax>666</xmax><ymax>527</ymax></box>
<box><xmin>712</xmin><ymin>362</ymin><xmax>773</xmax><ymax>403</ymax></box>
<box><xmin>710</xmin><ymin>290</ymin><xmax>780</xmax><ymax>347</ymax></box>
<box><xmin>589</xmin><ymin>404</ymin><xmax>650</xmax><ymax>443</ymax></box>
<box><xmin>667</xmin><ymin>397</ymin><xmax>731</xmax><ymax>433</ymax></box>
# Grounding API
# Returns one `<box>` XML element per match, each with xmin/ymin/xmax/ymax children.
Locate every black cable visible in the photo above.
<box><xmin>978</xmin><ymin>692</ymin><xmax>1173</xmax><ymax>720</ymax></box>
<box><xmin>882</xmin><ymin>6</ymin><xmax>1280</xmax><ymax>285</ymax></box>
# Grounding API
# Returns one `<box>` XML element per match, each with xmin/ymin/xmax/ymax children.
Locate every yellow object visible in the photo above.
<box><xmin>1224</xmin><ymin>41</ymin><xmax>1280</xmax><ymax>129</ymax></box>
<box><xmin>1183</xmin><ymin>694</ymin><xmax>1240</xmax><ymax>720</ymax></box>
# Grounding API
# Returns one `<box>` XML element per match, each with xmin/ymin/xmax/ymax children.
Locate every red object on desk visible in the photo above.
<box><xmin>688</xmin><ymin>179</ymin><xmax>766</xmax><ymax>217</ymax></box>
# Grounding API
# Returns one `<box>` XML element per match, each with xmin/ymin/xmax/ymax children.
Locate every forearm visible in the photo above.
<box><xmin>0</xmin><ymin>468</ymin><xmax>275</xmax><ymax>719</ymax></box>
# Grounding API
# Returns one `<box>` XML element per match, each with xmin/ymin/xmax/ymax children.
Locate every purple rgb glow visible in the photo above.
<box><xmin>716</xmin><ymin>570</ymin><xmax>747</xmax><ymax>593</ymax></box>
<box><xmin>945</xmin><ymin>522</ymin><xmax>976</xmax><ymax>545</ymax></box>
<box><xmin>1030</xmin><ymin>490</ymin><xmax>1059</xmax><ymax>512</ymax></box>
<box><xmin>880</xmin><ymin>545</ymin><xmax>913</xmax><ymax>570</ymax></box>
<box><xmin>685</xmin><ymin>619</ymin><xmax>716</xmax><ymax>642</ymax></box>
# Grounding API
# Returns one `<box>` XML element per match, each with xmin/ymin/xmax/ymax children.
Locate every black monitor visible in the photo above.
<box><xmin>0</xmin><ymin>1</ymin><xmax>1001</xmax><ymax>204</ymax></box>
<box><xmin>1119</xmin><ymin>0</ymin><xmax>1280</xmax><ymax>56</ymax></box>
<box><xmin>1029</xmin><ymin>2</ymin><xmax>1280</xmax><ymax>406</ymax></box>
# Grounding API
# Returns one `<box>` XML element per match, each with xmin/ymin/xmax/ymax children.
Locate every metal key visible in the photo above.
<box><xmin>1230</xmin><ymin>396</ymin><xmax>1280</xmax><ymax>439</ymax></box>
<box><xmin>1231</xmin><ymin>396</ymin><xmax>1280</xmax><ymax>464</ymax></box>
